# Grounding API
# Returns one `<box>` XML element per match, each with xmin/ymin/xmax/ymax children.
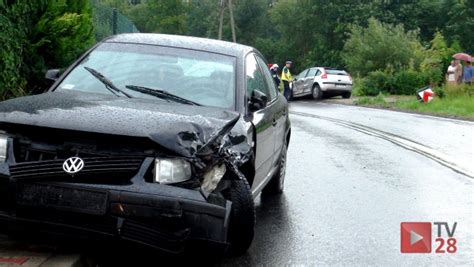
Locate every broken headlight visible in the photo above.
<box><xmin>154</xmin><ymin>158</ymin><xmax>192</xmax><ymax>184</ymax></box>
<box><xmin>201</xmin><ymin>164</ymin><xmax>226</xmax><ymax>192</ymax></box>
<box><xmin>0</xmin><ymin>134</ymin><xmax>7</xmax><ymax>162</ymax></box>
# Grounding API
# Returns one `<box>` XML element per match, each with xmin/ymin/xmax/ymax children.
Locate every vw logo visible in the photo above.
<box><xmin>62</xmin><ymin>157</ymin><xmax>85</xmax><ymax>174</ymax></box>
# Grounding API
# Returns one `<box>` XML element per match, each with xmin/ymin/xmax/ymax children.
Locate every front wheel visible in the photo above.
<box><xmin>223</xmin><ymin>178</ymin><xmax>255</xmax><ymax>256</ymax></box>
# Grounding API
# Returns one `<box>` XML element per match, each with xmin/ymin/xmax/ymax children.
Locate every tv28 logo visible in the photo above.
<box><xmin>400</xmin><ymin>222</ymin><xmax>458</xmax><ymax>253</ymax></box>
<box><xmin>434</xmin><ymin>222</ymin><xmax>457</xmax><ymax>253</ymax></box>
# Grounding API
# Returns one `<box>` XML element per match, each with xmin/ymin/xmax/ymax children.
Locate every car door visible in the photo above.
<box><xmin>254</xmin><ymin>55</ymin><xmax>286</xmax><ymax>168</ymax></box>
<box><xmin>245</xmin><ymin>53</ymin><xmax>277</xmax><ymax>192</ymax></box>
<box><xmin>293</xmin><ymin>69</ymin><xmax>308</xmax><ymax>96</ymax></box>
<box><xmin>304</xmin><ymin>68</ymin><xmax>317</xmax><ymax>94</ymax></box>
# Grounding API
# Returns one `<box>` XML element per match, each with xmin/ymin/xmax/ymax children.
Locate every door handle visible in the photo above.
<box><xmin>272</xmin><ymin>118</ymin><xmax>277</xmax><ymax>126</ymax></box>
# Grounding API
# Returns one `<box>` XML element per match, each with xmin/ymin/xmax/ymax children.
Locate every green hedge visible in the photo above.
<box><xmin>358</xmin><ymin>69</ymin><xmax>430</xmax><ymax>96</ymax></box>
<box><xmin>0</xmin><ymin>0</ymin><xmax>94</xmax><ymax>100</ymax></box>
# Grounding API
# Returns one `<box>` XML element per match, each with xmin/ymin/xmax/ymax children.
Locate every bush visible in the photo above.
<box><xmin>342</xmin><ymin>18</ymin><xmax>425</xmax><ymax>76</ymax></box>
<box><xmin>420</xmin><ymin>32</ymin><xmax>458</xmax><ymax>86</ymax></box>
<box><xmin>391</xmin><ymin>69</ymin><xmax>426</xmax><ymax>95</ymax></box>
<box><xmin>433</xmin><ymin>87</ymin><xmax>445</xmax><ymax>98</ymax></box>
<box><xmin>357</xmin><ymin>69</ymin><xmax>433</xmax><ymax>96</ymax></box>
<box><xmin>358</xmin><ymin>70</ymin><xmax>393</xmax><ymax>96</ymax></box>
<box><xmin>444</xmin><ymin>84</ymin><xmax>474</xmax><ymax>97</ymax></box>
<box><xmin>0</xmin><ymin>0</ymin><xmax>95</xmax><ymax>100</ymax></box>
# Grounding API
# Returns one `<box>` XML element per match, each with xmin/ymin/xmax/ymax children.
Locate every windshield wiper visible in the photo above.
<box><xmin>125</xmin><ymin>85</ymin><xmax>201</xmax><ymax>106</ymax></box>
<box><xmin>84</xmin><ymin>66</ymin><xmax>133</xmax><ymax>98</ymax></box>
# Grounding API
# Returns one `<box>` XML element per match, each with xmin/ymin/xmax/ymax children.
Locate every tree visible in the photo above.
<box><xmin>0</xmin><ymin>0</ymin><xmax>95</xmax><ymax>98</ymax></box>
<box><xmin>33</xmin><ymin>0</ymin><xmax>95</xmax><ymax>67</ymax></box>
<box><xmin>444</xmin><ymin>0</ymin><xmax>474</xmax><ymax>51</ymax></box>
<box><xmin>186</xmin><ymin>0</ymin><xmax>219</xmax><ymax>38</ymax></box>
<box><xmin>342</xmin><ymin>18</ymin><xmax>425</xmax><ymax>76</ymax></box>
<box><xmin>420</xmin><ymin>32</ymin><xmax>459</xmax><ymax>84</ymax></box>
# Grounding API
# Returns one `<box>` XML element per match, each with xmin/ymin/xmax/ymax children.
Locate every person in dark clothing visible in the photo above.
<box><xmin>270</xmin><ymin>64</ymin><xmax>280</xmax><ymax>88</ymax></box>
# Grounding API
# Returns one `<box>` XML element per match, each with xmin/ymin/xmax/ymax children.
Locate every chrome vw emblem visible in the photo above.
<box><xmin>62</xmin><ymin>157</ymin><xmax>85</xmax><ymax>174</ymax></box>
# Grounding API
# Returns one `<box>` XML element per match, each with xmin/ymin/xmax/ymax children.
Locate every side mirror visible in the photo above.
<box><xmin>249</xmin><ymin>90</ymin><xmax>268</xmax><ymax>111</ymax></box>
<box><xmin>45</xmin><ymin>69</ymin><xmax>61</xmax><ymax>83</ymax></box>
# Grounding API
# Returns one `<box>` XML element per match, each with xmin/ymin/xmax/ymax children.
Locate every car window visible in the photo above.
<box><xmin>306</xmin><ymin>68</ymin><xmax>317</xmax><ymax>77</ymax></box>
<box><xmin>56</xmin><ymin>43</ymin><xmax>236</xmax><ymax>109</ymax></box>
<box><xmin>326</xmin><ymin>69</ymin><xmax>348</xmax><ymax>75</ymax></box>
<box><xmin>255</xmin><ymin>55</ymin><xmax>278</xmax><ymax>100</ymax></box>
<box><xmin>298</xmin><ymin>70</ymin><xmax>309</xmax><ymax>78</ymax></box>
<box><xmin>246</xmin><ymin>54</ymin><xmax>272</xmax><ymax>102</ymax></box>
<box><xmin>315</xmin><ymin>70</ymin><xmax>322</xmax><ymax>76</ymax></box>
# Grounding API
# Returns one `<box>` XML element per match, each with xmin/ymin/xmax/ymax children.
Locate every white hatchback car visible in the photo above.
<box><xmin>291</xmin><ymin>67</ymin><xmax>352</xmax><ymax>99</ymax></box>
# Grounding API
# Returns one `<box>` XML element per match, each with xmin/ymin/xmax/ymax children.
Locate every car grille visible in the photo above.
<box><xmin>15</xmin><ymin>144</ymin><xmax>108</xmax><ymax>163</ymax></box>
<box><xmin>9</xmin><ymin>156</ymin><xmax>144</xmax><ymax>180</ymax></box>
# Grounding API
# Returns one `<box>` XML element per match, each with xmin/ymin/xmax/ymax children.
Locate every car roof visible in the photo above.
<box><xmin>315</xmin><ymin>67</ymin><xmax>347</xmax><ymax>72</ymax></box>
<box><xmin>105</xmin><ymin>33</ymin><xmax>254</xmax><ymax>57</ymax></box>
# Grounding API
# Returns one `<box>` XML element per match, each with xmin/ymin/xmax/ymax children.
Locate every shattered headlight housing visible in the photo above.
<box><xmin>0</xmin><ymin>134</ymin><xmax>8</xmax><ymax>162</ymax></box>
<box><xmin>153</xmin><ymin>158</ymin><xmax>192</xmax><ymax>184</ymax></box>
<box><xmin>201</xmin><ymin>164</ymin><xmax>226</xmax><ymax>192</ymax></box>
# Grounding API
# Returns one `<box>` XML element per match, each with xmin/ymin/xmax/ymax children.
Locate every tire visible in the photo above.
<box><xmin>312</xmin><ymin>84</ymin><xmax>322</xmax><ymax>100</ymax></box>
<box><xmin>223</xmin><ymin>178</ymin><xmax>255</xmax><ymax>256</ymax></box>
<box><xmin>263</xmin><ymin>141</ymin><xmax>288</xmax><ymax>195</ymax></box>
<box><xmin>342</xmin><ymin>92</ymin><xmax>351</xmax><ymax>99</ymax></box>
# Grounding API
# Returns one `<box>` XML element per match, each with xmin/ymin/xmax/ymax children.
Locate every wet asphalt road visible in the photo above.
<box><xmin>2</xmin><ymin>101</ymin><xmax>473</xmax><ymax>266</ymax></box>
<box><xmin>219</xmin><ymin>101</ymin><xmax>473</xmax><ymax>266</ymax></box>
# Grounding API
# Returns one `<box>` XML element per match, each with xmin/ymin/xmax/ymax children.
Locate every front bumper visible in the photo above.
<box><xmin>0</xmin><ymin>159</ymin><xmax>231</xmax><ymax>254</ymax></box>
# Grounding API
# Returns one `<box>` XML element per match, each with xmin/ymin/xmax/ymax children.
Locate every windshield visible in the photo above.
<box><xmin>56</xmin><ymin>43</ymin><xmax>236</xmax><ymax>109</ymax></box>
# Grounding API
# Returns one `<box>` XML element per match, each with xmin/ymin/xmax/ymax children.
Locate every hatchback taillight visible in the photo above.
<box><xmin>321</xmin><ymin>73</ymin><xmax>327</xmax><ymax>79</ymax></box>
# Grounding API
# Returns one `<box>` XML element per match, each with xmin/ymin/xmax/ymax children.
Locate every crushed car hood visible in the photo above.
<box><xmin>0</xmin><ymin>91</ymin><xmax>241</xmax><ymax>157</ymax></box>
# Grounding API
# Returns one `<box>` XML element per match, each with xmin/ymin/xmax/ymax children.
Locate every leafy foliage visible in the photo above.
<box><xmin>0</xmin><ymin>0</ymin><xmax>94</xmax><ymax>99</ymax></box>
<box><xmin>358</xmin><ymin>71</ymin><xmax>393</xmax><ymax>96</ymax></box>
<box><xmin>3</xmin><ymin>0</ymin><xmax>473</xmax><ymax>99</ymax></box>
<box><xmin>420</xmin><ymin>32</ymin><xmax>458</xmax><ymax>85</ymax></box>
<box><xmin>358</xmin><ymin>69</ymin><xmax>428</xmax><ymax>96</ymax></box>
<box><xmin>391</xmin><ymin>69</ymin><xmax>426</xmax><ymax>95</ymax></box>
<box><xmin>97</xmin><ymin>0</ymin><xmax>472</xmax><ymax>75</ymax></box>
<box><xmin>343</xmin><ymin>18</ymin><xmax>424</xmax><ymax>76</ymax></box>
<box><xmin>444</xmin><ymin>0</ymin><xmax>474</xmax><ymax>52</ymax></box>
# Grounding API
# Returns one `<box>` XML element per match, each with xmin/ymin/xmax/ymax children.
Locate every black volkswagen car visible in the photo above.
<box><xmin>0</xmin><ymin>34</ymin><xmax>290</xmax><ymax>256</ymax></box>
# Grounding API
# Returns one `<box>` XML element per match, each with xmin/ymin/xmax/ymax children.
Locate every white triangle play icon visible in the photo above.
<box><xmin>410</xmin><ymin>230</ymin><xmax>424</xmax><ymax>245</ymax></box>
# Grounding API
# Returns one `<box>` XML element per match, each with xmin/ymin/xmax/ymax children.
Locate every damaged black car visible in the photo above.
<box><xmin>0</xmin><ymin>33</ymin><xmax>290</xmax><ymax>256</ymax></box>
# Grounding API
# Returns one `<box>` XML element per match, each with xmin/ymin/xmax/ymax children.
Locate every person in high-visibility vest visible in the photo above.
<box><xmin>281</xmin><ymin>60</ymin><xmax>293</xmax><ymax>100</ymax></box>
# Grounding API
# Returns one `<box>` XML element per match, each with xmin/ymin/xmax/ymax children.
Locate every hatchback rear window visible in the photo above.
<box><xmin>326</xmin><ymin>69</ymin><xmax>348</xmax><ymax>75</ymax></box>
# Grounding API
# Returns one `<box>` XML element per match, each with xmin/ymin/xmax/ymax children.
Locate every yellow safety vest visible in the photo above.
<box><xmin>281</xmin><ymin>66</ymin><xmax>293</xmax><ymax>81</ymax></box>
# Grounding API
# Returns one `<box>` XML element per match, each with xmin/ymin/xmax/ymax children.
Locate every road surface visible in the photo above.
<box><xmin>1</xmin><ymin>101</ymin><xmax>473</xmax><ymax>266</ymax></box>
<box><xmin>220</xmin><ymin>101</ymin><xmax>473</xmax><ymax>266</ymax></box>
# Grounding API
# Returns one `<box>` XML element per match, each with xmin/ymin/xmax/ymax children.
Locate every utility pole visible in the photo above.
<box><xmin>218</xmin><ymin>0</ymin><xmax>236</xmax><ymax>43</ymax></box>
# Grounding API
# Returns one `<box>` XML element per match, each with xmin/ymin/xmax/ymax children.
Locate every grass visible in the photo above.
<box><xmin>354</xmin><ymin>93</ymin><xmax>389</xmax><ymax>108</ymax></box>
<box><xmin>394</xmin><ymin>96</ymin><xmax>474</xmax><ymax>119</ymax></box>
<box><xmin>352</xmin><ymin>86</ymin><xmax>474</xmax><ymax>120</ymax></box>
